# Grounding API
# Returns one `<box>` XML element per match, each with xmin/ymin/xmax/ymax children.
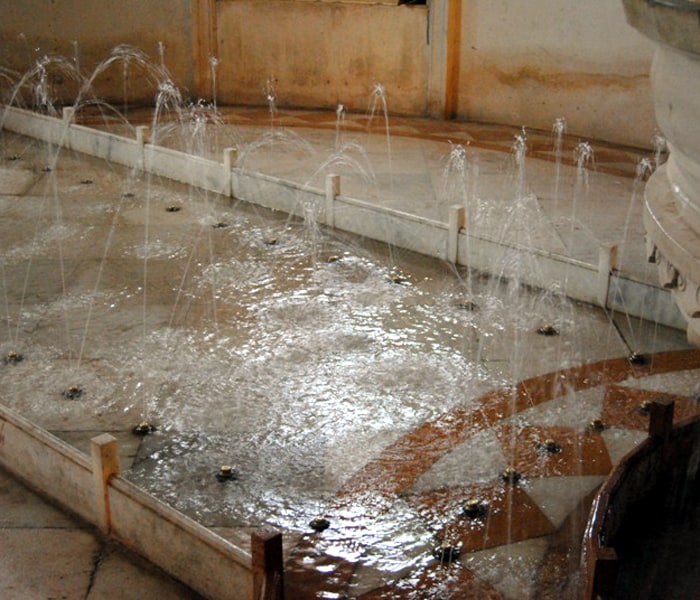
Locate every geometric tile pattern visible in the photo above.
<box><xmin>602</xmin><ymin>384</ymin><xmax>697</xmax><ymax>431</ymax></box>
<box><xmin>409</xmin><ymin>483</ymin><xmax>556</xmax><ymax>552</ymax></box>
<box><xmin>495</xmin><ymin>424</ymin><xmax>612</xmax><ymax>478</ymax></box>
<box><xmin>1</xmin><ymin>107</ymin><xmax>691</xmax><ymax>599</ymax></box>
<box><xmin>284</xmin><ymin>349</ymin><xmax>700</xmax><ymax>599</ymax></box>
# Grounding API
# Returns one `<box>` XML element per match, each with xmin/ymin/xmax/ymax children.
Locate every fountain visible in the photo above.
<box><xmin>215</xmin><ymin>464</ymin><xmax>239</xmax><ymax>482</ymax></box>
<box><xmin>622</xmin><ymin>0</ymin><xmax>700</xmax><ymax>346</ymax></box>
<box><xmin>1</xmin><ymin>39</ymin><xmax>699</xmax><ymax>600</ymax></box>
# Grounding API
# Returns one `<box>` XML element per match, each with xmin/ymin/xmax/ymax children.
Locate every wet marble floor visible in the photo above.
<box><xmin>0</xmin><ymin>109</ymin><xmax>698</xmax><ymax>600</ymax></box>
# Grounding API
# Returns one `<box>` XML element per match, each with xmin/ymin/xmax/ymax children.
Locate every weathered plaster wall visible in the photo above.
<box><xmin>0</xmin><ymin>0</ymin><xmax>658</xmax><ymax>147</ymax></box>
<box><xmin>457</xmin><ymin>0</ymin><xmax>656</xmax><ymax>146</ymax></box>
<box><xmin>0</xmin><ymin>0</ymin><xmax>194</xmax><ymax>105</ymax></box>
<box><xmin>214</xmin><ymin>0</ymin><xmax>429</xmax><ymax>115</ymax></box>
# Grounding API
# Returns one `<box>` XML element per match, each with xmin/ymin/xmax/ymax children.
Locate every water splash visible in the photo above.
<box><xmin>552</xmin><ymin>117</ymin><xmax>567</xmax><ymax>139</ymax></box>
<box><xmin>636</xmin><ymin>157</ymin><xmax>655</xmax><ymax>184</ymax></box>
<box><xmin>442</xmin><ymin>142</ymin><xmax>473</xmax><ymax>209</ymax></box>
<box><xmin>335</xmin><ymin>103</ymin><xmax>346</xmax><ymax>151</ymax></box>
<box><xmin>615</xmin><ymin>155</ymin><xmax>656</xmax><ymax>280</ymax></box>
<box><xmin>573</xmin><ymin>141</ymin><xmax>594</xmax><ymax>193</ymax></box>
<box><xmin>266</xmin><ymin>78</ymin><xmax>278</xmax><ymax>128</ymax></box>
<box><xmin>566</xmin><ymin>141</ymin><xmax>596</xmax><ymax>254</ymax></box>
<box><xmin>157</xmin><ymin>41</ymin><xmax>166</xmax><ymax>71</ymax></box>
<box><xmin>72</xmin><ymin>40</ymin><xmax>80</xmax><ymax>73</ymax></box>
<box><xmin>368</xmin><ymin>83</ymin><xmax>392</xmax><ymax>189</ymax></box>
<box><xmin>551</xmin><ymin>117</ymin><xmax>567</xmax><ymax>210</ymax></box>
<box><xmin>512</xmin><ymin>130</ymin><xmax>528</xmax><ymax>201</ymax></box>
<box><xmin>651</xmin><ymin>131</ymin><xmax>667</xmax><ymax>169</ymax></box>
<box><xmin>209</xmin><ymin>55</ymin><xmax>220</xmax><ymax>109</ymax></box>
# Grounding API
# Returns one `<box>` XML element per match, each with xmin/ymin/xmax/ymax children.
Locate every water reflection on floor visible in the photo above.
<box><xmin>0</xmin><ymin>120</ymin><xmax>698</xmax><ymax>599</ymax></box>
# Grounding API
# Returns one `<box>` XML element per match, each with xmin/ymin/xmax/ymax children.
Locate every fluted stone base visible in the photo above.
<box><xmin>623</xmin><ymin>0</ymin><xmax>700</xmax><ymax>346</ymax></box>
<box><xmin>645</xmin><ymin>166</ymin><xmax>700</xmax><ymax>345</ymax></box>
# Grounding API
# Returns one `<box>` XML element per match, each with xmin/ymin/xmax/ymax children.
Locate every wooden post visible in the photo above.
<box><xmin>90</xmin><ymin>433</ymin><xmax>121</xmax><ymax>534</ymax></box>
<box><xmin>325</xmin><ymin>174</ymin><xmax>340</xmax><ymax>228</ymax></box>
<box><xmin>223</xmin><ymin>147</ymin><xmax>237</xmax><ymax>197</ymax></box>
<box><xmin>649</xmin><ymin>399</ymin><xmax>674</xmax><ymax>443</ymax></box>
<box><xmin>135</xmin><ymin>126</ymin><xmax>149</xmax><ymax>171</ymax></box>
<box><xmin>592</xmin><ymin>546</ymin><xmax>618</xmax><ymax>598</ymax></box>
<box><xmin>597</xmin><ymin>244</ymin><xmax>618</xmax><ymax>308</ymax></box>
<box><xmin>447</xmin><ymin>204</ymin><xmax>466</xmax><ymax>264</ymax></box>
<box><xmin>252</xmin><ymin>528</ymin><xmax>284</xmax><ymax>600</ymax></box>
<box><xmin>62</xmin><ymin>107</ymin><xmax>75</xmax><ymax>123</ymax></box>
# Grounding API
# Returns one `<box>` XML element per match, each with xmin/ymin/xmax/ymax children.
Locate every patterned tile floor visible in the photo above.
<box><xmin>79</xmin><ymin>104</ymin><xmax>666</xmax><ymax>286</ymax></box>
<box><xmin>219</xmin><ymin>101</ymin><xmax>671</xmax><ymax>599</ymax></box>
<box><xmin>284</xmin><ymin>350</ymin><xmax>700</xmax><ymax>599</ymax></box>
<box><xmin>2</xmin><ymin>108</ymin><xmax>697</xmax><ymax>600</ymax></box>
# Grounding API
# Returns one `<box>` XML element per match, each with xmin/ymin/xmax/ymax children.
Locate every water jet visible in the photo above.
<box><xmin>62</xmin><ymin>385</ymin><xmax>83</xmax><ymax>400</ymax></box>
<box><xmin>628</xmin><ymin>352</ymin><xmax>647</xmax><ymax>366</ymax></box>
<box><xmin>636</xmin><ymin>401</ymin><xmax>652</xmax><ymax>415</ymax></box>
<box><xmin>456</xmin><ymin>300</ymin><xmax>479</xmax><ymax>312</ymax></box>
<box><xmin>462</xmin><ymin>499</ymin><xmax>488</xmax><ymax>519</ymax></box>
<box><xmin>132</xmin><ymin>421</ymin><xmax>156</xmax><ymax>436</ymax></box>
<box><xmin>3</xmin><ymin>351</ymin><xmax>23</xmax><ymax>365</ymax></box>
<box><xmin>537</xmin><ymin>324</ymin><xmax>559</xmax><ymax>337</ymax></box>
<box><xmin>589</xmin><ymin>418</ymin><xmax>605</xmax><ymax>432</ymax></box>
<box><xmin>432</xmin><ymin>543</ymin><xmax>461</xmax><ymax>564</ymax></box>
<box><xmin>309</xmin><ymin>516</ymin><xmax>330</xmax><ymax>532</ymax></box>
<box><xmin>215</xmin><ymin>465</ymin><xmax>239</xmax><ymax>482</ymax></box>
<box><xmin>538</xmin><ymin>438</ymin><xmax>562</xmax><ymax>453</ymax></box>
<box><xmin>501</xmin><ymin>467</ymin><xmax>522</xmax><ymax>485</ymax></box>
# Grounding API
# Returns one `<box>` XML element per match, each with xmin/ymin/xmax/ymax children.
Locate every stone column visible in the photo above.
<box><xmin>622</xmin><ymin>0</ymin><xmax>700</xmax><ymax>345</ymax></box>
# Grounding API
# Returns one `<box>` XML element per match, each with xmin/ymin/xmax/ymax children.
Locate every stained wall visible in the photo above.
<box><xmin>456</xmin><ymin>0</ymin><xmax>656</xmax><ymax>146</ymax></box>
<box><xmin>213</xmin><ymin>1</ymin><xmax>429</xmax><ymax>115</ymax></box>
<box><xmin>0</xmin><ymin>0</ymin><xmax>194</xmax><ymax>105</ymax></box>
<box><xmin>0</xmin><ymin>0</ymin><xmax>658</xmax><ymax>147</ymax></box>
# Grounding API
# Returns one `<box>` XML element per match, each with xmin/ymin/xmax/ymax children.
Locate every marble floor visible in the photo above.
<box><xmin>0</xmin><ymin>108</ymin><xmax>698</xmax><ymax>600</ymax></box>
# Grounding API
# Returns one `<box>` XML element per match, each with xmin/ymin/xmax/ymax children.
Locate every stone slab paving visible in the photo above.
<box><xmin>0</xmin><ymin>468</ymin><xmax>203</xmax><ymax>600</ymax></box>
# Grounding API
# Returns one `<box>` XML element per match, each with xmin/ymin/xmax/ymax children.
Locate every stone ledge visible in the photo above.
<box><xmin>645</xmin><ymin>167</ymin><xmax>700</xmax><ymax>344</ymax></box>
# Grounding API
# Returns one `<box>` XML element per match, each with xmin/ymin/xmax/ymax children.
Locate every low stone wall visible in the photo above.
<box><xmin>0</xmin><ymin>403</ymin><xmax>279</xmax><ymax>600</ymax></box>
<box><xmin>2</xmin><ymin>104</ymin><xmax>681</xmax><ymax>330</ymax></box>
<box><xmin>0</xmin><ymin>403</ymin><xmax>95</xmax><ymax>522</ymax></box>
<box><xmin>623</xmin><ymin>0</ymin><xmax>700</xmax><ymax>346</ymax></box>
<box><xmin>582</xmin><ymin>400</ymin><xmax>700</xmax><ymax>599</ymax></box>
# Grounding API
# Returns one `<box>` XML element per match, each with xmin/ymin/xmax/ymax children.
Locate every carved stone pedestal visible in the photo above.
<box><xmin>623</xmin><ymin>0</ymin><xmax>700</xmax><ymax>344</ymax></box>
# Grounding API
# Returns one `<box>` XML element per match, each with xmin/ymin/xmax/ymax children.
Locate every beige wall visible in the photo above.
<box><xmin>0</xmin><ymin>0</ymin><xmax>194</xmax><ymax>105</ymax></box>
<box><xmin>214</xmin><ymin>1</ymin><xmax>429</xmax><ymax>115</ymax></box>
<box><xmin>457</xmin><ymin>0</ymin><xmax>656</xmax><ymax>146</ymax></box>
<box><xmin>0</xmin><ymin>0</ymin><xmax>658</xmax><ymax>147</ymax></box>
